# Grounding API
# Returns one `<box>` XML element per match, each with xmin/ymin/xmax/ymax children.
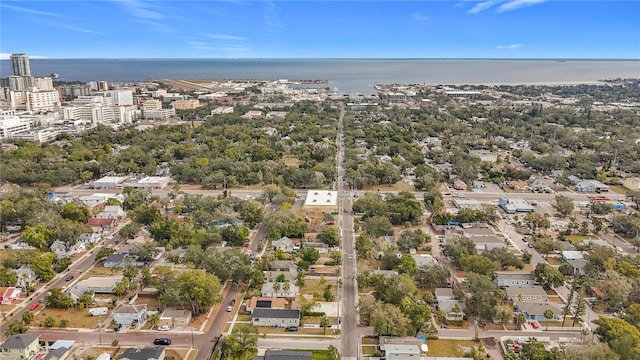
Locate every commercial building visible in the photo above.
<box><xmin>575</xmin><ymin>179</ymin><xmax>609</xmax><ymax>193</ymax></box>
<box><xmin>0</xmin><ymin>116</ymin><xmax>33</xmax><ymax>138</ymax></box>
<box><xmin>133</xmin><ymin>176</ymin><xmax>172</xmax><ymax>189</ymax></box>
<box><xmin>10</xmin><ymin>54</ymin><xmax>31</xmax><ymax>76</ymax></box>
<box><xmin>499</xmin><ymin>197</ymin><xmax>536</xmax><ymax>213</ymax></box>
<box><xmin>93</xmin><ymin>176</ymin><xmax>128</xmax><ymax>189</ymax></box>
<box><xmin>171</xmin><ymin>99</ymin><xmax>201</xmax><ymax>110</ymax></box>
<box><xmin>303</xmin><ymin>190</ymin><xmax>338</xmax><ymax>212</ymax></box>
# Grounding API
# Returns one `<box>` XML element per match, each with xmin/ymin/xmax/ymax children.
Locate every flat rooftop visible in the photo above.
<box><xmin>304</xmin><ymin>190</ymin><xmax>338</xmax><ymax>207</ymax></box>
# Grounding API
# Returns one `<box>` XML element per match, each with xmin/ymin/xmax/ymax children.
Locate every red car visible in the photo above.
<box><xmin>531</xmin><ymin>321</ymin><xmax>539</xmax><ymax>329</ymax></box>
<box><xmin>326</xmin><ymin>221</ymin><xmax>335</xmax><ymax>225</ymax></box>
<box><xmin>29</xmin><ymin>302</ymin><xmax>40</xmax><ymax>311</ymax></box>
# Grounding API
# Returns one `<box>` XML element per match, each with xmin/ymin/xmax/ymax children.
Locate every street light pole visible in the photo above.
<box><xmin>98</xmin><ymin>319</ymin><xmax>102</xmax><ymax>345</ymax></box>
<box><xmin>190</xmin><ymin>327</ymin><xmax>195</xmax><ymax>348</ymax></box>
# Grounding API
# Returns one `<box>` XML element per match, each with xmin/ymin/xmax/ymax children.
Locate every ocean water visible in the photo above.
<box><xmin>1</xmin><ymin>58</ymin><xmax>639</xmax><ymax>94</ymax></box>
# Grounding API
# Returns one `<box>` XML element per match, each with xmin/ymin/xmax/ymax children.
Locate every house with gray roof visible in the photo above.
<box><xmin>494</xmin><ymin>271</ymin><xmax>535</xmax><ymax>287</ymax></box>
<box><xmin>253</xmin><ymin>350</ymin><xmax>311</xmax><ymax>360</ymax></box>
<box><xmin>272</xmin><ymin>237</ymin><xmax>294</xmax><ymax>253</ymax></box>
<box><xmin>113</xmin><ymin>304</ymin><xmax>148</xmax><ymax>325</ymax></box>
<box><xmin>120</xmin><ymin>347</ymin><xmax>165</xmax><ymax>360</ymax></box>
<box><xmin>505</xmin><ymin>286</ymin><xmax>548</xmax><ymax>302</ymax></box>
<box><xmin>104</xmin><ymin>253</ymin><xmax>131</xmax><ymax>268</ymax></box>
<box><xmin>0</xmin><ymin>334</ymin><xmax>41</xmax><ymax>360</ymax></box>
<box><xmin>251</xmin><ymin>308</ymin><xmax>300</xmax><ymax>328</ymax></box>
<box><xmin>516</xmin><ymin>302</ymin><xmax>562</xmax><ymax>322</ymax></box>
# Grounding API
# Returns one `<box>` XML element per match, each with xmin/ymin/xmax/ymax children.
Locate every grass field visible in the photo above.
<box><xmin>300</xmin><ymin>279</ymin><xmax>337</xmax><ymax>300</ymax></box>
<box><xmin>608</xmin><ymin>185</ymin><xmax>629</xmax><ymax>194</ymax></box>
<box><xmin>426</xmin><ymin>339</ymin><xmax>482</xmax><ymax>357</ymax></box>
<box><xmin>563</xmin><ymin>234</ymin><xmax>593</xmax><ymax>245</ymax></box>
<box><xmin>35</xmin><ymin>308</ymin><xmax>101</xmax><ymax>328</ymax></box>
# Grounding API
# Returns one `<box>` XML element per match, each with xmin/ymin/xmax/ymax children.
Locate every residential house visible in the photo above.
<box><xmin>120</xmin><ymin>347</ymin><xmax>165</xmax><ymax>360</ymax></box>
<box><xmin>452</xmin><ymin>178</ymin><xmax>467</xmax><ymax>190</ymax></box>
<box><xmin>0</xmin><ymin>287</ymin><xmax>22</xmax><ymax>305</ymax></box>
<box><xmin>244</xmin><ymin>297</ymin><xmax>287</xmax><ymax>314</ymax></box>
<box><xmin>113</xmin><ymin>304</ymin><xmax>148</xmax><ymax>326</ymax></box>
<box><xmin>14</xmin><ymin>266</ymin><xmax>37</xmax><ymax>288</ymax></box>
<box><xmin>516</xmin><ymin>302</ymin><xmax>563</xmax><ymax>322</ymax></box>
<box><xmin>77</xmin><ymin>233</ymin><xmax>101</xmax><ymax>245</ymax></box>
<box><xmin>50</xmin><ymin>240</ymin><xmax>85</xmax><ymax>258</ymax></box>
<box><xmin>88</xmin><ymin>218</ymin><xmax>118</xmax><ymax>231</ymax></box>
<box><xmin>575</xmin><ymin>180</ymin><xmax>609</xmax><ymax>193</ymax></box>
<box><xmin>0</xmin><ymin>334</ymin><xmax>41</xmax><ymax>360</ymax></box>
<box><xmin>505</xmin><ymin>286</ymin><xmax>548</xmax><ymax>302</ymax></box>
<box><xmin>251</xmin><ymin>308</ymin><xmax>300</xmax><ymax>328</ymax></box>
<box><xmin>434</xmin><ymin>288</ymin><xmax>460</xmax><ymax>312</ymax></box>
<box><xmin>380</xmin><ymin>344</ymin><xmax>421</xmax><ymax>359</ymax></box>
<box><xmin>263</xmin><ymin>269</ymin><xmax>298</xmax><ymax>283</ymax></box>
<box><xmin>261</xmin><ymin>282</ymin><xmax>300</xmax><ymax>298</ymax></box>
<box><xmin>494</xmin><ymin>271</ymin><xmax>535</xmax><ymax>287</ymax></box>
<box><xmin>271</xmin><ymin>260</ymin><xmax>297</xmax><ymax>271</ymax></box>
<box><xmin>158</xmin><ymin>308</ymin><xmax>191</xmax><ymax>328</ymax></box>
<box><xmin>413</xmin><ymin>254</ymin><xmax>437</xmax><ymax>267</ymax></box>
<box><xmin>95</xmin><ymin>206</ymin><xmax>126</xmax><ymax>219</ymax></box>
<box><xmin>561</xmin><ymin>251</ymin><xmax>586</xmax><ymax>262</ymax></box>
<box><xmin>67</xmin><ymin>276</ymin><xmax>122</xmax><ymax>302</ymax></box>
<box><xmin>44</xmin><ymin>341</ymin><xmax>74</xmax><ymax>360</ymax></box>
<box><xmin>271</xmin><ymin>237</ymin><xmax>295</xmax><ymax>253</ymax></box>
<box><xmin>253</xmin><ymin>350</ymin><xmax>311</xmax><ymax>360</ymax></box>
<box><xmin>104</xmin><ymin>254</ymin><xmax>131</xmax><ymax>268</ymax></box>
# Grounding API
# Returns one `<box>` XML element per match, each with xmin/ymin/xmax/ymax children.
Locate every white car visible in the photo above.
<box><xmin>157</xmin><ymin>325</ymin><xmax>170</xmax><ymax>331</ymax></box>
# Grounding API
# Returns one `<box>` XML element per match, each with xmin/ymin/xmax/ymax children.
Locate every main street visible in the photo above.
<box><xmin>335</xmin><ymin>107</ymin><xmax>359</xmax><ymax>360</ymax></box>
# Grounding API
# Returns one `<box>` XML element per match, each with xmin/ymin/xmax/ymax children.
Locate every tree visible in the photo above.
<box><xmin>556</xmin><ymin>195</ymin><xmax>575</xmax><ymax>217</ymax></box>
<box><xmin>515</xmin><ymin>313</ymin><xmax>527</xmax><ymax>330</ymax></box>
<box><xmin>373</xmin><ymin>274</ymin><xmax>418</xmax><ymax>306</ymax></box>
<box><xmin>4</xmin><ymin>320</ymin><xmax>28</xmax><ymax>336</ymax></box>
<box><xmin>299</xmin><ymin>247</ymin><xmax>320</xmax><ymax>264</ymax></box>
<box><xmin>30</xmin><ymin>253</ymin><xmax>56</xmax><ymax>281</ymax></box>
<box><xmin>532</xmin><ymin>234</ymin><xmax>558</xmax><ymax>259</ymax></box>
<box><xmin>43</xmin><ymin>316</ymin><xmax>56</xmax><ymax>327</ymax></box>
<box><xmin>61</xmin><ymin>202</ymin><xmax>91</xmax><ymax>222</ymax></box>
<box><xmin>22</xmin><ymin>311</ymin><xmax>35</xmax><ymax>325</ymax></box>
<box><xmin>524</xmin><ymin>213</ymin><xmax>551</xmax><ymax>232</ymax></box>
<box><xmin>221</xmin><ymin>324</ymin><xmax>259</xmax><ymax>360</ymax></box>
<box><xmin>356</xmin><ymin>233</ymin><xmax>374</xmax><ymax>259</ymax></box>
<box><xmin>459</xmin><ymin>254</ymin><xmax>497</xmax><ymax>276</ymax></box>
<box><xmin>496</xmin><ymin>305</ymin><xmax>514</xmax><ymax>326</ymax></box>
<box><xmin>327</xmin><ymin>345</ymin><xmax>341</xmax><ymax>360</ymax></box>
<box><xmin>371</xmin><ymin>302</ymin><xmax>411</xmax><ymax>336</ymax></box>
<box><xmin>544</xmin><ymin>309</ymin><xmax>555</xmax><ymax>330</ymax></box>
<box><xmin>263</xmin><ymin>210</ymin><xmax>308</xmax><ymax>239</ymax></box>
<box><xmin>564</xmin><ymin>343</ymin><xmax>620</xmax><ymax>360</ymax></box>
<box><xmin>320</xmin><ymin>314</ymin><xmax>330</xmax><ymax>335</ymax></box>
<box><xmin>59</xmin><ymin>319</ymin><xmax>69</xmax><ymax>327</ymax></box>
<box><xmin>0</xmin><ymin>268</ymin><xmax>18</xmax><ymax>287</ymax></box>
<box><xmin>466</xmin><ymin>273</ymin><xmax>504</xmax><ymax>321</ymax></box>
<box><xmin>300</xmin><ymin>296</ymin><xmax>319</xmax><ymax>317</ymax></box>
<box><xmin>444</xmin><ymin>237</ymin><xmax>476</xmax><ymax>265</ymax></box>
<box><xmin>399</xmin><ymin>296</ymin><xmax>432</xmax><ymax>335</ymax></box>
<box><xmin>119</xmin><ymin>222</ymin><xmax>141</xmax><ymax>239</ymax></box>
<box><xmin>362</xmin><ymin>215</ymin><xmax>393</xmax><ymax>237</ymax></box>
<box><xmin>572</xmin><ymin>290</ymin><xmax>587</xmax><ymax>327</ymax></box>
<box><xmin>484</xmin><ymin>247</ymin><xmax>524</xmax><ymax>270</ymax></box>
<box><xmin>624</xmin><ymin>303</ymin><xmax>640</xmax><ymax>330</ymax></box>
<box><xmin>95</xmin><ymin>247</ymin><xmax>115</xmax><ymax>260</ymax></box>
<box><xmin>533</xmin><ymin>263</ymin><xmax>565</xmax><ymax>289</ymax></box>
<box><xmin>317</xmin><ymin>227</ymin><xmax>340</xmax><ymax>247</ymax></box>
<box><xmin>397</xmin><ymin>229</ymin><xmax>429</xmax><ymax>252</ymax></box>
<box><xmin>21</xmin><ymin>224</ymin><xmax>54</xmax><ymax>250</ymax></box>
<box><xmin>597</xmin><ymin>270</ymin><xmax>632</xmax><ymax>308</ymax></box>
<box><xmin>221</xmin><ymin>225</ymin><xmax>250</xmax><ymax>246</ymax></box>
<box><xmin>414</xmin><ymin>264</ymin><xmax>450</xmax><ymax>288</ymax></box>
<box><xmin>593</xmin><ymin>317</ymin><xmax>640</xmax><ymax>360</ymax></box>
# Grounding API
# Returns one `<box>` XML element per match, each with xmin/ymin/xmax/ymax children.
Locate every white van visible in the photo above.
<box><xmin>88</xmin><ymin>307</ymin><xmax>108</xmax><ymax>316</ymax></box>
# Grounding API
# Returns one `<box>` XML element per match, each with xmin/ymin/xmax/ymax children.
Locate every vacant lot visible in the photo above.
<box><xmin>35</xmin><ymin>308</ymin><xmax>100</xmax><ymax>328</ymax></box>
<box><xmin>426</xmin><ymin>339</ymin><xmax>482</xmax><ymax>357</ymax></box>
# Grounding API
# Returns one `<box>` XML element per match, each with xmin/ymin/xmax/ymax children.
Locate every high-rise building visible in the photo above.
<box><xmin>10</xmin><ymin>54</ymin><xmax>31</xmax><ymax>76</ymax></box>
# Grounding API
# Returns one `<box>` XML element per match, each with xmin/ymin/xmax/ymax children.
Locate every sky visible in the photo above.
<box><xmin>1</xmin><ymin>0</ymin><xmax>639</xmax><ymax>59</ymax></box>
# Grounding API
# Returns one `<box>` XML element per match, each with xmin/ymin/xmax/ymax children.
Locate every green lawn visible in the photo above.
<box><xmin>280</xmin><ymin>350</ymin><xmax>335</xmax><ymax>360</ymax></box>
<box><xmin>426</xmin><ymin>339</ymin><xmax>482</xmax><ymax>357</ymax></box>
<box><xmin>563</xmin><ymin>235</ymin><xmax>592</xmax><ymax>245</ymax></box>
<box><xmin>608</xmin><ymin>185</ymin><xmax>629</xmax><ymax>194</ymax></box>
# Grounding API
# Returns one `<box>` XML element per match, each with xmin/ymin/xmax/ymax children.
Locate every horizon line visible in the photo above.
<box><xmin>2</xmin><ymin>57</ymin><xmax>639</xmax><ymax>61</ymax></box>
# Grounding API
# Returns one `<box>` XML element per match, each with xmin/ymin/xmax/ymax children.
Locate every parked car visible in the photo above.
<box><xmin>326</xmin><ymin>221</ymin><xmax>335</xmax><ymax>225</ymax></box>
<box><xmin>157</xmin><ymin>325</ymin><xmax>170</xmax><ymax>331</ymax></box>
<box><xmin>65</xmin><ymin>275</ymin><xmax>74</xmax><ymax>282</ymax></box>
<box><xmin>531</xmin><ymin>322</ymin><xmax>539</xmax><ymax>329</ymax></box>
<box><xmin>28</xmin><ymin>302</ymin><xmax>40</xmax><ymax>311</ymax></box>
<box><xmin>227</xmin><ymin>304</ymin><xmax>233</xmax><ymax>312</ymax></box>
<box><xmin>154</xmin><ymin>338</ymin><xmax>171</xmax><ymax>345</ymax></box>
<box><xmin>284</xmin><ymin>326</ymin><xmax>298</xmax><ymax>332</ymax></box>
<box><xmin>113</xmin><ymin>323</ymin><xmax>122</xmax><ymax>332</ymax></box>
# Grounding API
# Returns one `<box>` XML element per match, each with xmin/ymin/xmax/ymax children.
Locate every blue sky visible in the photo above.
<box><xmin>1</xmin><ymin>0</ymin><xmax>639</xmax><ymax>59</ymax></box>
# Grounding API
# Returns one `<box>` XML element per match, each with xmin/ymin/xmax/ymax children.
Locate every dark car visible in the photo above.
<box><xmin>284</xmin><ymin>326</ymin><xmax>298</xmax><ymax>332</ymax></box>
<box><xmin>113</xmin><ymin>323</ymin><xmax>122</xmax><ymax>332</ymax></box>
<box><xmin>65</xmin><ymin>275</ymin><xmax>74</xmax><ymax>282</ymax></box>
<box><xmin>154</xmin><ymin>338</ymin><xmax>171</xmax><ymax>345</ymax></box>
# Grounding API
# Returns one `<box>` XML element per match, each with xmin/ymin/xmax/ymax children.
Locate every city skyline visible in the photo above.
<box><xmin>1</xmin><ymin>0</ymin><xmax>639</xmax><ymax>59</ymax></box>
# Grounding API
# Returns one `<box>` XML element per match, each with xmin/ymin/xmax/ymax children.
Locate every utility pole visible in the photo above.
<box><xmin>98</xmin><ymin>319</ymin><xmax>102</xmax><ymax>345</ymax></box>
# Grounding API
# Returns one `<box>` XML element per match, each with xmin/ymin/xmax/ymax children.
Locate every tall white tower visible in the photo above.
<box><xmin>10</xmin><ymin>54</ymin><xmax>31</xmax><ymax>76</ymax></box>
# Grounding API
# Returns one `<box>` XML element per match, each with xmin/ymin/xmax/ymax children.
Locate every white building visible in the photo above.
<box><xmin>9</xmin><ymin>90</ymin><xmax>60</xmax><ymax>112</ymax></box>
<box><xmin>10</xmin><ymin>128</ymin><xmax>60</xmax><ymax>143</ymax></box>
<box><xmin>303</xmin><ymin>190</ymin><xmax>338</xmax><ymax>211</ymax></box>
<box><xmin>93</xmin><ymin>176</ymin><xmax>127</xmax><ymax>189</ymax></box>
<box><xmin>133</xmin><ymin>176</ymin><xmax>171</xmax><ymax>189</ymax></box>
<box><xmin>142</xmin><ymin>99</ymin><xmax>162</xmax><ymax>111</ymax></box>
<box><xmin>0</xmin><ymin>116</ymin><xmax>33</xmax><ymax>138</ymax></box>
<box><xmin>143</xmin><ymin>108</ymin><xmax>175</xmax><ymax>120</ymax></box>
<box><xmin>101</xmin><ymin>90</ymin><xmax>134</xmax><ymax>106</ymax></box>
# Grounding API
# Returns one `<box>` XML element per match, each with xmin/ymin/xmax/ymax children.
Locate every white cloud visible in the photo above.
<box><xmin>115</xmin><ymin>0</ymin><xmax>165</xmax><ymax>20</ymax></box>
<box><xmin>411</xmin><ymin>12</ymin><xmax>429</xmax><ymax>22</ymax></box>
<box><xmin>206</xmin><ymin>34</ymin><xmax>248</xmax><ymax>41</ymax></box>
<box><xmin>497</xmin><ymin>44</ymin><xmax>523</xmax><ymax>50</ymax></box>
<box><xmin>0</xmin><ymin>53</ymin><xmax>48</xmax><ymax>60</ymax></box>
<box><xmin>468</xmin><ymin>0</ymin><xmax>500</xmax><ymax>14</ymax></box>
<box><xmin>264</xmin><ymin>1</ymin><xmax>283</xmax><ymax>31</ymax></box>
<box><xmin>497</xmin><ymin>0</ymin><xmax>548</xmax><ymax>12</ymax></box>
<box><xmin>2</xmin><ymin>4</ymin><xmax>63</xmax><ymax>17</ymax></box>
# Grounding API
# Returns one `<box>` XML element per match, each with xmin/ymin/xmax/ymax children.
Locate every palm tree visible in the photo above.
<box><xmin>320</xmin><ymin>315</ymin><xmax>330</xmax><ymax>335</ymax></box>
<box><xmin>516</xmin><ymin>313</ymin><xmax>527</xmax><ymax>330</ymax></box>
<box><xmin>544</xmin><ymin>309</ymin><xmax>554</xmax><ymax>331</ymax></box>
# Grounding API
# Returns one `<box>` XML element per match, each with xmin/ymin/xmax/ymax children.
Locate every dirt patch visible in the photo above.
<box><xmin>483</xmin><ymin>337</ymin><xmax>497</xmax><ymax>347</ymax></box>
